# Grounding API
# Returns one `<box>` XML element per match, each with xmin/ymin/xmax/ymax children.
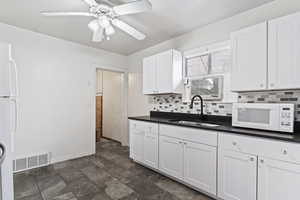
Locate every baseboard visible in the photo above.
<box><xmin>51</xmin><ymin>151</ymin><xmax>95</xmax><ymax>165</ymax></box>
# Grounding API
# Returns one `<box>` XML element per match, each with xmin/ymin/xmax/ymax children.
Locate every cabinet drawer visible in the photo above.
<box><xmin>219</xmin><ymin>133</ymin><xmax>300</xmax><ymax>164</ymax></box>
<box><xmin>159</xmin><ymin>125</ymin><xmax>218</xmax><ymax>147</ymax></box>
<box><xmin>130</xmin><ymin>120</ymin><xmax>158</xmax><ymax>136</ymax></box>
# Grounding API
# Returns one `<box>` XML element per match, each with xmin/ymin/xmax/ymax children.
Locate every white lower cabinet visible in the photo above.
<box><xmin>184</xmin><ymin>141</ymin><xmax>217</xmax><ymax>194</ymax></box>
<box><xmin>258</xmin><ymin>157</ymin><xmax>300</xmax><ymax>200</ymax></box>
<box><xmin>159</xmin><ymin>133</ymin><xmax>217</xmax><ymax>195</ymax></box>
<box><xmin>129</xmin><ymin>120</ymin><xmax>159</xmax><ymax>169</ymax></box>
<box><xmin>219</xmin><ymin>133</ymin><xmax>300</xmax><ymax>200</ymax></box>
<box><xmin>143</xmin><ymin>132</ymin><xmax>158</xmax><ymax>169</ymax></box>
<box><xmin>130</xmin><ymin>128</ymin><xmax>144</xmax><ymax>163</ymax></box>
<box><xmin>130</xmin><ymin>122</ymin><xmax>300</xmax><ymax>200</ymax></box>
<box><xmin>159</xmin><ymin>136</ymin><xmax>184</xmax><ymax>180</ymax></box>
<box><xmin>218</xmin><ymin>150</ymin><xmax>257</xmax><ymax>200</ymax></box>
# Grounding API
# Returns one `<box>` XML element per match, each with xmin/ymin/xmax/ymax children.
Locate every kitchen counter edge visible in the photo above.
<box><xmin>128</xmin><ymin>116</ymin><xmax>300</xmax><ymax>144</ymax></box>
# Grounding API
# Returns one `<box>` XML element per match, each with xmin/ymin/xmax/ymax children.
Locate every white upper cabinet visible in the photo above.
<box><xmin>143</xmin><ymin>49</ymin><xmax>183</xmax><ymax>94</ymax></box>
<box><xmin>268</xmin><ymin>12</ymin><xmax>300</xmax><ymax>90</ymax></box>
<box><xmin>231</xmin><ymin>11</ymin><xmax>300</xmax><ymax>92</ymax></box>
<box><xmin>156</xmin><ymin>50</ymin><xmax>173</xmax><ymax>93</ymax></box>
<box><xmin>231</xmin><ymin>22</ymin><xmax>268</xmax><ymax>92</ymax></box>
<box><xmin>143</xmin><ymin>55</ymin><xmax>157</xmax><ymax>94</ymax></box>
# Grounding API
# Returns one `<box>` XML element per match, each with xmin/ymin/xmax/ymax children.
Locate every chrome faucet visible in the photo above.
<box><xmin>190</xmin><ymin>95</ymin><xmax>204</xmax><ymax>119</ymax></box>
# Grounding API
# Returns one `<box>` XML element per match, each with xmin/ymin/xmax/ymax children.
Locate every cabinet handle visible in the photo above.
<box><xmin>260</xmin><ymin>159</ymin><xmax>264</xmax><ymax>164</ymax></box>
<box><xmin>232</xmin><ymin>142</ymin><xmax>237</xmax><ymax>146</ymax></box>
<box><xmin>270</xmin><ymin>83</ymin><xmax>275</xmax><ymax>87</ymax></box>
<box><xmin>283</xmin><ymin>150</ymin><xmax>288</xmax><ymax>155</ymax></box>
<box><xmin>250</xmin><ymin>157</ymin><xmax>255</xmax><ymax>162</ymax></box>
<box><xmin>179</xmin><ymin>141</ymin><xmax>187</xmax><ymax>145</ymax></box>
<box><xmin>260</xmin><ymin>84</ymin><xmax>264</xmax><ymax>88</ymax></box>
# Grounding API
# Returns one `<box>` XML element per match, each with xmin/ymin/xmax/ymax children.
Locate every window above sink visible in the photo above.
<box><xmin>182</xmin><ymin>40</ymin><xmax>238</xmax><ymax>103</ymax></box>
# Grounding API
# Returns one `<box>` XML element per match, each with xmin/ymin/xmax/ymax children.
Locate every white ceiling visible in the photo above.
<box><xmin>0</xmin><ymin>0</ymin><xmax>273</xmax><ymax>55</ymax></box>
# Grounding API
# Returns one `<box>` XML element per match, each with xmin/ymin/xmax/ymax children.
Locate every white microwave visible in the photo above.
<box><xmin>232</xmin><ymin>103</ymin><xmax>295</xmax><ymax>133</ymax></box>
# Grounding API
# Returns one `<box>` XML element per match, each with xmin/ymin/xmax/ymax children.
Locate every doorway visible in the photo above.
<box><xmin>95</xmin><ymin>69</ymin><xmax>125</xmax><ymax>143</ymax></box>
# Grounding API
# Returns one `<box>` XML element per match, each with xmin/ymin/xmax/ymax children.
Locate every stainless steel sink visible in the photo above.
<box><xmin>175</xmin><ymin>120</ymin><xmax>220</xmax><ymax>127</ymax></box>
<box><xmin>198</xmin><ymin>122</ymin><xmax>221</xmax><ymax>127</ymax></box>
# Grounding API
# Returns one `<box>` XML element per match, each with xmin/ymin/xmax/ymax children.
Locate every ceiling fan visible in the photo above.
<box><xmin>41</xmin><ymin>0</ymin><xmax>152</xmax><ymax>42</ymax></box>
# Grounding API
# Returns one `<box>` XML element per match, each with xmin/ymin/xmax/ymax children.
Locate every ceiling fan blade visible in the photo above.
<box><xmin>41</xmin><ymin>11</ymin><xmax>96</xmax><ymax>17</ymax></box>
<box><xmin>113</xmin><ymin>0</ymin><xmax>152</xmax><ymax>16</ymax></box>
<box><xmin>92</xmin><ymin>27</ymin><xmax>104</xmax><ymax>42</ymax></box>
<box><xmin>82</xmin><ymin>0</ymin><xmax>98</xmax><ymax>7</ymax></box>
<box><xmin>112</xmin><ymin>19</ymin><xmax>146</xmax><ymax>40</ymax></box>
<box><xmin>100</xmin><ymin>0</ymin><xmax>115</xmax><ymax>6</ymax></box>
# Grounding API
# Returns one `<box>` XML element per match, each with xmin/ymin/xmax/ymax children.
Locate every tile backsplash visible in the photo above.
<box><xmin>149</xmin><ymin>94</ymin><xmax>233</xmax><ymax>116</ymax></box>
<box><xmin>149</xmin><ymin>90</ymin><xmax>300</xmax><ymax>121</ymax></box>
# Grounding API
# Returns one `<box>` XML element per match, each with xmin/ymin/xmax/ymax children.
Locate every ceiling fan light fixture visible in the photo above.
<box><xmin>88</xmin><ymin>19</ymin><xmax>99</xmax><ymax>31</ymax></box>
<box><xmin>105</xmin><ymin>25</ymin><xmax>115</xmax><ymax>36</ymax></box>
<box><xmin>93</xmin><ymin>27</ymin><xmax>104</xmax><ymax>42</ymax></box>
<box><xmin>42</xmin><ymin>0</ymin><xmax>152</xmax><ymax>42</ymax></box>
<box><xmin>98</xmin><ymin>15</ymin><xmax>110</xmax><ymax>28</ymax></box>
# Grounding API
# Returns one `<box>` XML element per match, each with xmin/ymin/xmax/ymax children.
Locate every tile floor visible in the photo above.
<box><xmin>14</xmin><ymin>139</ymin><xmax>213</xmax><ymax>200</ymax></box>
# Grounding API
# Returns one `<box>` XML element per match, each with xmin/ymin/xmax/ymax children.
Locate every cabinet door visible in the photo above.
<box><xmin>129</xmin><ymin>123</ymin><xmax>144</xmax><ymax>163</ymax></box>
<box><xmin>183</xmin><ymin>141</ymin><xmax>217</xmax><ymax>195</ymax></box>
<box><xmin>156</xmin><ymin>50</ymin><xmax>173</xmax><ymax>93</ymax></box>
<box><xmin>143</xmin><ymin>55</ymin><xmax>157</xmax><ymax>94</ymax></box>
<box><xmin>231</xmin><ymin>22</ymin><xmax>268</xmax><ymax>91</ymax></box>
<box><xmin>258</xmin><ymin>157</ymin><xmax>300</xmax><ymax>200</ymax></box>
<box><xmin>159</xmin><ymin>136</ymin><xmax>184</xmax><ymax>180</ymax></box>
<box><xmin>218</xmin><ymin>150</ymin><xmax>257</xmax><ymax>200</ymax></box>
<box><xmin>268</xmin><ymin>12</ymin><xmax>300</xmax><ymax>89</ymax></box>
<box><xmin>143</xmin><ymin>126</ymin><xmax>158</xmax><ymax>169</ymax></box>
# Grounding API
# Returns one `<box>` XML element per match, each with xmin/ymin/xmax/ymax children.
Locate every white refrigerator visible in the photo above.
<box><xmin>0</xmin><ymin>42</ymin><xmax>18</xmax><ymax>200</ymax></box>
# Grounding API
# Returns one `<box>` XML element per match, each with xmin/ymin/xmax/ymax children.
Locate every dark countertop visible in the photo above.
<box><xmin>128</xmin><ymin>112</ymin><xmax>300</xmax><ymax>144</ymax></box>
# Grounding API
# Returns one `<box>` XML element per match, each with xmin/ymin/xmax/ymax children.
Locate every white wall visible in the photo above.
<box><xmin>128</xmin><ymin>0</ymin><xmax>300</xmax><ymax>117</ymax></box>
<box><xmin>0</xmin><ymin>22</ymin><xmax>128</xmax><ymax>163</ymax></box>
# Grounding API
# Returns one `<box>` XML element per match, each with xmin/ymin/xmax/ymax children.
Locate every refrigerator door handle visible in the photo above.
<box><xmin>11</xmin><ymin>99</ymin><xmax>17</xmax><ymax>134</ymax></box>
<box><xmin>10</xmin><ymin>98</ymin><xmax>17</xmax><ymax>152</ymax></box>
<box><xmin>9</xmin><ymin>59</ymin><xmax>19</xmax><ymax>97</ymax></box>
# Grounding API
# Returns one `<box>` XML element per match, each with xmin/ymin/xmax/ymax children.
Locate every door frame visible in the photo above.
<box><xmin>91</xmin><ymin>64</ymin><xmax>128</xmax><ymax>148</ymax></box>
